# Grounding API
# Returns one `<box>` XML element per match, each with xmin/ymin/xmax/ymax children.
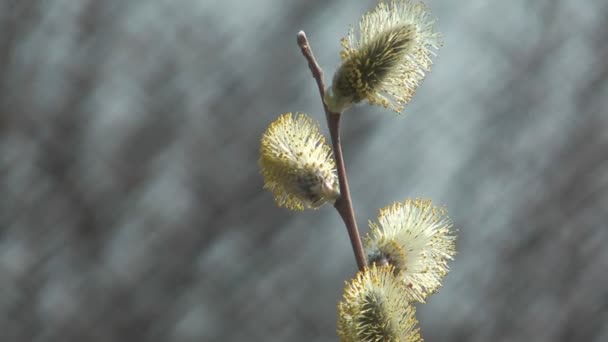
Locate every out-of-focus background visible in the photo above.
<box><xmin>1</xmin><ymin>0</ymin><xmax>607</xmax><ymax>341</ymax></box>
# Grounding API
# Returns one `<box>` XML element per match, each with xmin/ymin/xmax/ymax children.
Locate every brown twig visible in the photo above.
<box><xmin>297</xmin><ymin>31</ymin><xmax>367</xmax><ymax>271</ymax></box>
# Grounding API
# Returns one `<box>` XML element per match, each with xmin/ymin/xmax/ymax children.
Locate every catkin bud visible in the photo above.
<box><xmin>325</xmin><ymin>0</ymin><xmax>441</xmax><ymax>113</ymax></box>
<box><xmin>259</xmin><ymin>113</ymin><xmax>339</xmax><ymax>211</ymax></box>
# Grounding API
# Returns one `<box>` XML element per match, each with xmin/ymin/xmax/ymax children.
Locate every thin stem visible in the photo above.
<box><xmin>297</xmin><ymin>31</ymin><xmax>367</xmax><ymax>271</ymax></box>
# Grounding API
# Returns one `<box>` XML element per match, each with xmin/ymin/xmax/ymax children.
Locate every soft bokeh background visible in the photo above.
<box><xmin>1</xmin><ymin>0</ymin><xmax>607</xmax><ymax>341</ymax></box>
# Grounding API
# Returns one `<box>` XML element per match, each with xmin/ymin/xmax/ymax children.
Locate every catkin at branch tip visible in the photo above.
<box><xmin>325</xmin><ymin>0</ymin><xmax>442</xmax><ymax>113</ymax></box>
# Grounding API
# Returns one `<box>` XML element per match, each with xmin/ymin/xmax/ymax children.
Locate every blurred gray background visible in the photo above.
<box><xmin>1</xmin><ymin>0</ymin><xmax>607</xmax><ymax>341</ymax></box>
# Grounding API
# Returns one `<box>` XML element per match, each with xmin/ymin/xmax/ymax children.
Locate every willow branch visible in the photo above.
<box><xmin>297</xmin><ymin>31</ymin><xmax>367</xmax><ymax>271</ymax></box>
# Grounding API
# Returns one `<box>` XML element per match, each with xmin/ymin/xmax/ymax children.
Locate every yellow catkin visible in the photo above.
<box><xmin>337</xmin><ymin>265</ymin><xmax>422</xmax><ymax>342</ymax></box>
<box><xmin>365</xmin><ymin>199</ymin><xmax>457</xmax><ymax>303</ymax></box>
<box><xmin>259</xmin><ymin>113</ymin><xmax>339</xmax><ymax>210</ymax></box>
<box><xmin>325</xmin><ymin>0</ymin><xmax>442</xmax><ymax>113</ymax></box>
